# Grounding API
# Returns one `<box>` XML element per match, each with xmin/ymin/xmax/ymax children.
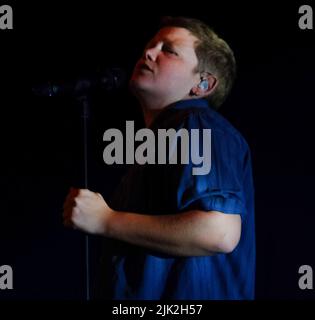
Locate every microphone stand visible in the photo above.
<box><xmin>32</xmin><ymin>70</ymin><xmax>125</xmax><ymax>300</ymax></box>
<box><xmin>76</xmin><ymin>95</ymin><xmax>91</xmax><ymax>301</ymax></box>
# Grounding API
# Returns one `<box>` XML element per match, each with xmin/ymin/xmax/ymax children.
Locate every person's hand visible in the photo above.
<box><xmin>63</xmin><ymin>188</ymin><xmax>113</xmax><ymax>235</ymax></box>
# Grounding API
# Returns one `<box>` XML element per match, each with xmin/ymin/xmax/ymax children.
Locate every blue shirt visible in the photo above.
<box><xmin>98</xmin><ymin>98</ymin><xmax>255</xmax><ymax>300</ymax></box>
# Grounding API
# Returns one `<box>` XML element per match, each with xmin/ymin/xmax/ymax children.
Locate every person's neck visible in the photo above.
<box><xmin>136</xmin><ymin>92</ymin><xmax>193</xmax><ymax>127</ymax></box>
<box><xmin>138</xmin><ymin>95</ymin><xmax>171</xmax><ymax>127</ymax></box>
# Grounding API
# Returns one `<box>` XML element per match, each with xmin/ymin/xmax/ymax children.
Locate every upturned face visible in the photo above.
<box><xmin>130</xmin><ymin>27</ymin><xmax>201</xmax><ymax>108</ymax></box>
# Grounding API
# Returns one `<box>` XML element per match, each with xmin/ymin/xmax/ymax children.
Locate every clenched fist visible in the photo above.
<box><xmin>63</xmin><ymin>188</ymin><xmax>113</xmax><ymax>235</ymax></box>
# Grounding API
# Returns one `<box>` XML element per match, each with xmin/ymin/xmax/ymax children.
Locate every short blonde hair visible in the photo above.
<box><xmin>160</xmin><ymin>16</ymin><xmax>236</xmax><ymax>109</ymax></box>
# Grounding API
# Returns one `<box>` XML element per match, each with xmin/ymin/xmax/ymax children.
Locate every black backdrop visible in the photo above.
<box><xmin>0</xmin><ymin>1</ymin><xmax>315</xmax><ymax>300</ymax></box>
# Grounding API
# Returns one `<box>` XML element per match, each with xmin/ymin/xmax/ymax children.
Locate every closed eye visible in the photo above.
<box><xmin>162</xmin><ymin>44</ymin><xmax>178</xmax><ymax>56</ymax></box>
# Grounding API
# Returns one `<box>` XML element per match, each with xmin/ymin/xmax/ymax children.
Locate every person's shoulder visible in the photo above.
<box><xmin>190</xmin><ymin>106</ymin><xmax>250</xmax><ymax>151</ymax></box>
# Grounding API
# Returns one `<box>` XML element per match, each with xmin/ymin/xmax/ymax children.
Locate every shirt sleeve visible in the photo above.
<box><xmin>173</xmin><ymin>111</ymin><xmax>248</xmax><ymax>217</ymax></box>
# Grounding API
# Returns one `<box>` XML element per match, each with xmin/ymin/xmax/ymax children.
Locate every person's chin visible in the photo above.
<box><xmin>129</xmin><ymin>76</ymin><xmax>150</xmax><ymax>92</ymax></box>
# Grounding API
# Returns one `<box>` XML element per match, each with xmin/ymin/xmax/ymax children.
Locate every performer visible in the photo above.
<box><xmin>63</xmin><ymin>16</ymin><xmax>255</xmax><ymax>299</ymax></box>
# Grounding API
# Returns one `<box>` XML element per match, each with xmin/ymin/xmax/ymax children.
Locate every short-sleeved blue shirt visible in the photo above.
<box><xmin>98</xmin><ymin>98</ymin><xmax>255</xmax><ymax>300</ymax></box>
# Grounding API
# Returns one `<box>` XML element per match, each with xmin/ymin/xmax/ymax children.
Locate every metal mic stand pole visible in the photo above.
<box><xmin>77</xmin><ymin>94</ymin><xmax>91</xmax><ymax>301</ymax></box>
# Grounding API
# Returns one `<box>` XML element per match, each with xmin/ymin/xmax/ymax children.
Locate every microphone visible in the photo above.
<box><xmin>32</xmin><ymin>67</ymin><xmax>126</xmax><ymax>97</ymax></box>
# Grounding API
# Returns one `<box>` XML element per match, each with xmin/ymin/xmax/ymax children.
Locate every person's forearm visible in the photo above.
<box><xmin>106</xmin><ymin>210</ymin><xmax>224</xmax><ymax>256</ymax></box>
<box><xmin>63</xmin><ymin>189</ymin><xmax>240</xmax><ymax>256</ymax></box>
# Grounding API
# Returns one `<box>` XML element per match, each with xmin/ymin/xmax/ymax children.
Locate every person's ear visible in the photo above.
<box><xmin>191</xmin><ymin>73</ymin><xmax>218</xmax><ymax>97</ymax></box>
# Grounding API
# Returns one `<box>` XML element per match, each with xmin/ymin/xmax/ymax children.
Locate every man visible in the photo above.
<box><xmin>63</xmin><ymin>16</ymin><xmax>255</xmax><ymax>299</ymax></box>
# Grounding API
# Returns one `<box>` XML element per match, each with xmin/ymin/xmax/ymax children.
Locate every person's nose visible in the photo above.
<box><xmin>144</xmin><ymin>45</ymin><xmax>160</xmax><ymax>61</ymax></box>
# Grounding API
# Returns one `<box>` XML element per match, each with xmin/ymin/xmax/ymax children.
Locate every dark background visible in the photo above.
<box><xmin>0</xmin><ymin>1</ymin><xmax>314</xmax><ymax>300</ymax></box>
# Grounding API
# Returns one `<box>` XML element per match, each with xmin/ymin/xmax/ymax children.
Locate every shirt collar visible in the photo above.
<box><xmin>148</xmin><ymin>98</ymin><xmax>210</xmax><ymax>129</ymax></box>
<box><xmin>167</xmin><ymin>98</ymin><xmax>210</xmax><ymax>110</ymax></box>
